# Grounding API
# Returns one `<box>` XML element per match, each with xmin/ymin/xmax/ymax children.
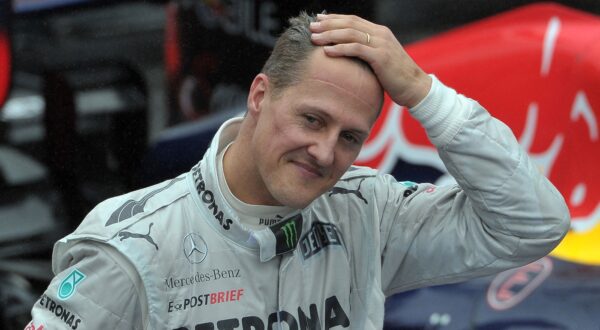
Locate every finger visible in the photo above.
<box><xmin>317</xmin><ymin>13</ymin><xmax>371</xmax><ymax>25</ymax></box>
<box><xmin>311</xmin><ymin>28</ymin><xmax>372</xmax><ymax>46</ymax></box>
<box><xmin>310</xmin><ymin>15</ymin><xmax>370</xmax><ymax>34</ymax></box>
<box><xmin>322</xmin><ymin>43</ymin><xmax>377</xmax><ymax>65</ymax></box>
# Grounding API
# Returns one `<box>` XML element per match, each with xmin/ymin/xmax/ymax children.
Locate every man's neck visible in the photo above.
<box><xmin>223</xmin><ymin>135</ymin><xmax>281</xmax><ymax>206</ymax></box>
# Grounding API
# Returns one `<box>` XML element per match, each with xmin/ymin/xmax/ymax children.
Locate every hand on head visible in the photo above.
<box><xmin>309</xmin><ymin>13</ymin><xmax>432</xmax><ymax>108</ymax></box>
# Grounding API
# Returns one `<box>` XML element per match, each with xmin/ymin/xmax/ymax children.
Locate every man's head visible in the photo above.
<box><xmin>261</xmin><ymin>12</ymin><xmax>376</xmax><ymax>98</ymax></box>
<box><xmin>230</xmin><ymin>12</ymin><xmax>383</xmax><ymax>209</ymax></box>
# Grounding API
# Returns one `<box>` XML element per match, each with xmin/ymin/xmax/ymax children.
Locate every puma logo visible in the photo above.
<box><xmin>106</xmin><ymin>177</ymin><xmax>185</xmax><ymax>226</ymax></box>
<box><xmin>119</xmin><ymin>223</ymin><xmax>159</xmax><ymax>250</ymax></box>
<box><xmin>259</xmin><ymin>214</ymin><xmax>284</xmax><ymax>226</ymax></box>
<box><xmin>329</xmin><ymin>175</ymin><xmax>374</xmax><ymax>205</ymax></box>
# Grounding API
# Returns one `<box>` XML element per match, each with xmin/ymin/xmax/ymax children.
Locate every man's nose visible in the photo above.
<box><xmin>307</xmin><ymin>133</ymin><xmax>336</xmax><ymax>167</ymax></box>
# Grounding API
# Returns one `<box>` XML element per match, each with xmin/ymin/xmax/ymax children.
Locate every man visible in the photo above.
<box><xmin>27</xmin><ymin>12</ymin><xmax>569</xmax><ymax>330</ymax></box>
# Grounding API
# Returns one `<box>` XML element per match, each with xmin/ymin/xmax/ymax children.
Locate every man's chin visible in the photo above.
<box><xmin>276</xmin><ymin>197</ymin><xmax>312</xmax><ymax>210</ymax></box>
<box><xmin>273</xmin><ymin>188</ymin><xmax>329</xmax><ymax>209</ymax></box>
<box><xmin>267</xmin><ymin>174</ymin><xmax>333</xmax><ymax>208</ymax></box>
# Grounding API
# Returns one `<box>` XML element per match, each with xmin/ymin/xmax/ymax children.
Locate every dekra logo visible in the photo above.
<box><xmin>300</xmin><ymin>222</ymin><xmax>343</xmax><ymax>260</ymax></box>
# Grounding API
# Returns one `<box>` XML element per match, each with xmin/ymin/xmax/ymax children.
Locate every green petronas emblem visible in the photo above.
<box><xmin>282</xmin><ymin>222</ymin><xmax>297</xmax><ymax>249</ymax></box>
<box><xmin>58</xmin><ymin>269</ymin><xmax>86</xmax><ymax>300</ymax></box>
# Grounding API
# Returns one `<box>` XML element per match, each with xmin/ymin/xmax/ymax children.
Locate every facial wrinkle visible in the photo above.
<box><xmin>305</xmin><ymin>77</ymin><xmax>379</xmax><ymax>113</ymax></box>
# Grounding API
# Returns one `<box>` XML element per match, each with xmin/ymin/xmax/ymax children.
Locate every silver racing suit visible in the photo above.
<box><xmin>27</xmin><ymin>76</ymin><xmax>570</xmax><ymax>330</ymax></box>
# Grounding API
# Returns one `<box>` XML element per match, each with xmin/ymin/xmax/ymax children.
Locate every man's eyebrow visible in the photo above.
<box><xmin>295</xmin><ymin>104</ymin><xmax>333</xmax><ymax>121</ymax></box>
<box><xmin>349</xmin><ymin>128</ymin><xmax>369</xmax><ymax>140</ymax></box>
<box><xmin>304</xmin><ymin>104</ymin><xmax>330</xmax><ymax>115</ymax></box>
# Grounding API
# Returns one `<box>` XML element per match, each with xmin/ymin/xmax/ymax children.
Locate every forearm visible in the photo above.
<box><xmin>411</xmin><ymin>75</ymin><xmax>570</xmax><ymax>257</ymax></box>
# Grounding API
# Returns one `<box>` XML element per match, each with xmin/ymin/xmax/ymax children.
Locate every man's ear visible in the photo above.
<box><xmin>247</xmin><ymin>73</ymin><xmax>269</xmax><ymax>117</ymax></box>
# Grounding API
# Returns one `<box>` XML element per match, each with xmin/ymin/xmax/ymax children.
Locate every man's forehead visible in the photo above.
<box><xmin>302</xmin><ymin>50</ymin><xmax>383</xmax><ymax>112</ymax></box>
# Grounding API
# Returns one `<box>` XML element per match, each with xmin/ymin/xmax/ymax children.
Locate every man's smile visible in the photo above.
<box><xmin>290</xmin><ymin>160</ymin><xmax>324</xmax><ymax>178</ymax></box>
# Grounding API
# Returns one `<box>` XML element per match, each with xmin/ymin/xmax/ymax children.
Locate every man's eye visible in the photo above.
<box><xmin>303</xmin><ymin>114</ymin><xmax>321</xmax><ymax>127</ymax></box>
<box><xmin>341</xmin><ymin>132</ymin><xmax>358</xmax><ymax>144</ymax></box>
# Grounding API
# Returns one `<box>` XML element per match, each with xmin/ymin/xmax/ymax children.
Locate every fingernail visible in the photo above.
<box><xmin>317</xmin><ymin>14</ymin><xmax>327</xmax><ymax>19</ymax></box>
<box><xmin>310</xmin><ymin>21</ymin><xmax>320</xmax><ymax>28</ymax></box>
<box><xmin>311</xmin><ymin>33</ymin><xmax>321</xmax><ymax>39</ymax></box>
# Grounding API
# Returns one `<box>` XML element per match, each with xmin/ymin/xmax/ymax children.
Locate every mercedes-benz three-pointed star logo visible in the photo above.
<box><xmin>183</xmin><ymin>233</ymin><xmax>208</xmax><ymax>264</ymax></box>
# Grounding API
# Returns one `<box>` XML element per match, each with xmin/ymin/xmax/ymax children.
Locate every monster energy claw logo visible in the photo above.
<box><xmin>281</xmin><ymin>222</ymin><xmax>297</xmax><ymax>249</ymax></box>
<box><xmin>58</xmin><ymin>269</ymin><xmax>86</xmax><ymax>300</ymax></box>
<box><xmin>271</xmin><ymin>214</ymin><xmax>303</xmax><ymax>255</ymax></box>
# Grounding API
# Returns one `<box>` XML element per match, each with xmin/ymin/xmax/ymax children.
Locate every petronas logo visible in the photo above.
<box><xmin>58</xmin><ymin>269</ymin><xmax>86</xmax><ymax>300</ymax></box>
<box><xmin>282</xmin><ymin>222</ymin><xmax>297</xmax><ymax>249</ymax></box>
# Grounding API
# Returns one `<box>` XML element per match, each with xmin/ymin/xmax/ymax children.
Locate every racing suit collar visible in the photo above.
<box><xmin>217</xmin><ymin>142</ymin><xmax>294</xmax><ymax>230</ymax></box>
<box><xmin>190</xmin><ymin>117</ymin><xmax>305</xmax><ymax>262</ymax></box>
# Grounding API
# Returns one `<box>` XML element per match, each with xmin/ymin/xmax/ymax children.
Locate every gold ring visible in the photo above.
<box><xmin>365</xmin><ymin>32</ymin><xmax>371</xmax><ymax>44</ymax></box>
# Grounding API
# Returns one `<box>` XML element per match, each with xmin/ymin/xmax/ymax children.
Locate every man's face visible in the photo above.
<box><xmin>248</xmin><ymin>50</ymin><xmax>383</xmax><ymax>208</ymax></box>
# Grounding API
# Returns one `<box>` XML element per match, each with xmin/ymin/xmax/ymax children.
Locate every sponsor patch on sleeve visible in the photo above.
<box><xmin>58</xmin><ymin>269</ymin><xmax>86</xmax><ymax>300</ymax></box>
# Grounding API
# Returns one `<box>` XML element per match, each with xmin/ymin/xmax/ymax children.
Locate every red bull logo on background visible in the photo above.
<box><xmin>357</xmin><ymin>3</ymin><xmax>600</xmax><ymax>265</ymax></box>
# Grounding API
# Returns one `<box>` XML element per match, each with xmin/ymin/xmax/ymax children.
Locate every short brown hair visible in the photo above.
<box><xmin>260</xmin><ymin>11</ymin><xmax>318</xmax><ymax>96</ymax></box>
<box><xmin>261</xmin><ymin>11</ymin><xmax>380</xmax><ymax>108</ymax></box>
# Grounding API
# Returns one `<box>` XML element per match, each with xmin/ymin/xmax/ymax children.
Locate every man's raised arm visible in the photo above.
<box><xmin>310</xmin><ymin>13</ymin><xmax>570</xmax><ymax>293</ymax></box>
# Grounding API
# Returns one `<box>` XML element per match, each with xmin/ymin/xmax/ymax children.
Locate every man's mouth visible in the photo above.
<box><xmin>292</xmin><ymin>160</ymin><xmax>323</xmax><ymax>178</ymax></box>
